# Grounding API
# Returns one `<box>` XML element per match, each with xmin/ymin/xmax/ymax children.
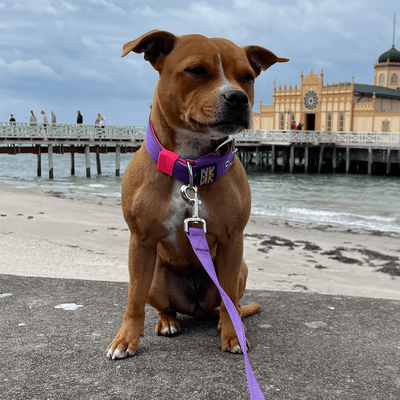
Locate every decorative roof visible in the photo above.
<box><xmin>377</xmin><ymin>45</ymin><xmax>400</xmax><ymax>63</ymax></box>
<box><xmin>354</xmin><ymin>83</ymin><xmax>400</xmax><ymax>99</ymax></box>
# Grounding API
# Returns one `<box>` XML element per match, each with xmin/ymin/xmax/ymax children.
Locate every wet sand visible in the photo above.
<box><xmin>1</xmin><ymin>181</ymin><xmax>399</xmax><ymax>300</ymax></box>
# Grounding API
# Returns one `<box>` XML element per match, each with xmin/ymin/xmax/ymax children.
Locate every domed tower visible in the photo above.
<box><xmin>374</xmin><ymin>15</ymin><xmax>400</xmax><ymax>89</ymax></box>
<box><xmin>374</xmin><ymin>45</ymin><xmax>400</xmax><ymax>88</ymax></box>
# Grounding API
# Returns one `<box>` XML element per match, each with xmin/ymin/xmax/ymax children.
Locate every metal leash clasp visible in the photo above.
<box><xmin>181</xmin><ymin>161</ymin><xmax>207</xmax><ymax>233</ymax></box>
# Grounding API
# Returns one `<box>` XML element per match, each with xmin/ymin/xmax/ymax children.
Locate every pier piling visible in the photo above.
<box><xmin>85</xmin><ymin>145</ymin><xmax>91</xmax><ymax>178</ymax></box>
<box><xmin>96</xmin><ymin>147</ymin><xmax>102</xmax><ymax>175</ymax></box>
<box><xmin>48</xmin><ymin>144</ymin><xmax>54</xmax><ymax>179</ymax></box>
<box><xmin>290</xmin><ymin>145</ymin><xmax>295</xmax><ymax>173</ymax></box>
<box><xmin>271</xmin><ymin>145</ymin><xmax>276</xmax><ymax>173</ymax></box>
<box><xmin>368</xmin><ymin>148</ymin><xmax>373</xmax><ymax>175</ymax></box>
<box><xmin>116</xmin><ymin>145</ymin><xmax>121</xmax><ymax>177</ymax></box>
<box><xmin>36</xmin><ymin>145</ymin><xmax>42</xmax><ymax>177</ymax></box>
<box><xmin>70</xmin><ymin>146</ymin><xmax>75</xmax><ymax>176</ymax></box>
<box><xmin>304</xmin><ymin>146</ymin><xmax>309</xmax><ymax>173</ymax></box>
<box><xmin>346</xmin><ymin>148</ymin><xmax>350</xmax><ymax>174</ymax></box>
<box><xmin>318</xmin><ymin>146</ymin><xmax>324</xmax><ymax>174</ymax></box>
<box><xmin>332</xmin><ymin>147</ymin><xmax>337</xmax><ymax>173</ymax></box>
<box><xmin>255</xmin><ymin>147</ymin><xmax>260</xmax><ymax>169</ymax></box>
<box><xmin>387</xmin><ymin>149</ymin><xmax>391</xmax><ymax>175</ymax></box>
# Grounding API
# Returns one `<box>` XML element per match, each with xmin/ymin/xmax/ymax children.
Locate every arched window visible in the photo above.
<box><xmin>339</xmin><ymin>113</ymin><xmax>344</xmax><ymax>132</ymax></box>
<box><xmin>382</xmin><ymin>120</ymin><xmax>390</xmax><ymax>132</ymax></box>
<box><xmin>391</xmin><ymin>74</ymin><xmax>398</xmax><ymax>85</ymax></box>
<box><xmin>290</xmin><ymin>112</ymin><xmax>294</xmax><ymax>129</ymax></box>
<box><xmin>379</xmin><ymin>74</ymin><xmax>385</xmax><ymax>85</ymax></box>
<box><xmin>280</xmin><ymin>113</ymin><xmax>284</xmax><ymax>130</ymax></box>
<box><xmin>327</xmin><ymin>113</ymin><xmax>331</xmax><ymax>132</ymax></box>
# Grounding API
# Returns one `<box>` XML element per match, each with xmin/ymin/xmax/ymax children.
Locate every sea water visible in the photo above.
<box><xmin>1</xmin><ymin>152</ymin><xmax>399</xmax><ymax>233</ymax></box>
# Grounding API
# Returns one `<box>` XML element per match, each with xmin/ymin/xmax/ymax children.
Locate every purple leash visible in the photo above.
<box><xmin>186</xmin><ymin>228</ymin><xmax>265</xmax><ymax>400</ymax></box>
<box><xmin>180</xmin><ymin>167</ymin><xmax>265</xmax><ymax>399</ymax></box>
<box><xmin>146</xmin><ymin>119</ymin><xmax>263</xmax><ymax>397</ymax></box>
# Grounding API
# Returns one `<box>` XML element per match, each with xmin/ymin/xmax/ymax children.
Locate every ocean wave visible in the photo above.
<box><xmin>286</xmin><ymin>207</ymin><xmax>396</xmax><ymax>223</ymax></box>
<box><xmin>251</xmin><ymin>206</ymin><xmax>400</xmax><ymax>233</ymax></box>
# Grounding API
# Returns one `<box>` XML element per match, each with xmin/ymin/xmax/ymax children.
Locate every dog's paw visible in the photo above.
<box><xmin>222</xmin><ymin>339</ymin><xmax>250</xmax><ymax>353</ymax></box>
<box><xmin>155</xmin><ymin>312</ymin><xmax>181</xmax><ymax>336</ymax></box>
<box><xmin>221</xmin><ymin>323</ymin><xmax>250</xmax><ymax>354</ymax></box>
<box><xmin>106</xmin><ymin>347</ymin><xmax>135</xmax><ymax>360</ymax></box>
<box><xmin>106</xmin><ymin>321</ymin><xmax>143</xmax><ymax>360</ymax></box>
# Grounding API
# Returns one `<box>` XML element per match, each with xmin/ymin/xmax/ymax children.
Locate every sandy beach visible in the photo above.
<box><xmin>0</xmin><ymin>181</ymin><xmax>399</xmax><ymax>300</ymax></box>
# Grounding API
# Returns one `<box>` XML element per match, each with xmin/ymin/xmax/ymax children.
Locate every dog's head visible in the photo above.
<box><xmin>122</xmin><ymin>30</ymin><xmax>288</xmax><ymax>138</ymax></box>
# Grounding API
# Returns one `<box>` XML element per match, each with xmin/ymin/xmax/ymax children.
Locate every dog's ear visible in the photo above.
<box><xmin>243</xmin><ymin>45</ymin><xmax>289</xmax><ymax>77</ymax></box>
<box><xmin>121</xmin><ymin>30</ymin><xmax>177</xmax><ymax>71</ymax></box>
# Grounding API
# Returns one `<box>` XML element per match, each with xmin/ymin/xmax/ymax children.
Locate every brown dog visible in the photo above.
<box><xmin>107</xmin><ymin>30</ymin><xmax>288</xmax><ymax>359</ymax></box>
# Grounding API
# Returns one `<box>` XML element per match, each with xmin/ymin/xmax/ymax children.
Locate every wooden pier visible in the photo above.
<box><xmin>235</xmin><ymin>129</ymin><xmax>400</xmax><ymax>176</ymax></box>
<box><xmin>1</xmin><ymin>122</ymin><xmax>400</xmax><ymax>177</ymax></box>
<box><xmin>0</xmin><ymin>123</ymin><xmax>145</xmax><ymax>178</ymax></box>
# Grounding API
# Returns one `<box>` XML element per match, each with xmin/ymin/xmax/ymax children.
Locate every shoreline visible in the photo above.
<box><xmin>1</xmin><ymin>181</ymin><xmax>399</xmax><ymax>300</ymax></box>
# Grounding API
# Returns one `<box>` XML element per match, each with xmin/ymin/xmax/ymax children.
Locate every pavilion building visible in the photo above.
<box><xmin>253</xmin><ymin>45</ymin><xmax>400</xmax><ymax>133</ymax></box>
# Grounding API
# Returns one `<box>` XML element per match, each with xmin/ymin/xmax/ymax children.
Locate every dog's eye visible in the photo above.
<box><xmin>243</xmin><ymin>73</ymin><xmax>255</xmax><ymax>84</ymax></box>
<box><xmin>185</xmin><ymin>67</ymin><xmax>208</xmax><ymax>77</ymax></box>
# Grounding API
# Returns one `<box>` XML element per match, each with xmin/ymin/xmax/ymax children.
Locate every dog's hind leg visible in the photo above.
<box><xmin>239</xmin><ymin>259</ymin><xmax>261</xmax><ymax>318</ymax></box>
<box><xmin>147</xmin><ymin>258</ymin><xmax>184</xmax><ymax>336</ymax></box>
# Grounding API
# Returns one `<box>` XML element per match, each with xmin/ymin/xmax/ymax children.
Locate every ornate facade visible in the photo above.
<box><xmin>253</xmin><ymin>46</ymin><xmax>400</xmax><ymax>133</ymax></box>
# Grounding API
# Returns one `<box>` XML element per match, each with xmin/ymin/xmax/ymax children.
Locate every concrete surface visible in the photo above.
<box><xmin>0</xmin><ymin>274</ymin><xmax>399</xmax><ymax>399</ymax></box>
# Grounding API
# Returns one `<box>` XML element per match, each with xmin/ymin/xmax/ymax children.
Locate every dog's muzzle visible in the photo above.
<box><xmin>213</xmin><ymin>89</ymin><xmax>251</xmax><ymax>134</ymax></box>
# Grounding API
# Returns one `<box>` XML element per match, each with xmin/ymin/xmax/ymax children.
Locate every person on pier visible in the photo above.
<box><xmin>41</xmin><ymin>111</ymin><xmax>48</xmax><ymax>128</ymax></box>
<box><xmin>77</xmin><ymin>110</ymin><xmax>83</xmax><ymax>124</ymax></box>
<box><xmin>95</xmin><ymin>113</ymin><xmax>101</xmax><ymax>127</ymax></box>
<box><xmin>29</xmin><ymin>111</ymin><xmax>37</xmax><ymax>127</ymax></box>
<box><xmin>51</xmin><ymin>111</ymin><xmax>56</xmax><ymax>126</ymax></box>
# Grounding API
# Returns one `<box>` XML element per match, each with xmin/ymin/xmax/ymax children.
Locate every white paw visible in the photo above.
<box><xmin>231</xmin><ymin>345</ymin><xmax>243</xmax><ymax>354</ymax></box>
<box><xmin>106</xmin><ymin>348</ymin><xmax>134</xmax><ymax>359</ymax></box>
<box><xmin>224</xmin><ymin>344</ymin><xmax>243</xmax><ymax>353</ymax></box>
<box><xmin>162</xmin><ymin>326</ymin><xmax>179</xmax><ymax>336</ymax></box>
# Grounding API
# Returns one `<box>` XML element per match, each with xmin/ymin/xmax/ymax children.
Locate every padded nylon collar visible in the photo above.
<box><xmin>145</xmin><ymin>119</ymin><xmax>234</xmax><ymax>186</ymax></box>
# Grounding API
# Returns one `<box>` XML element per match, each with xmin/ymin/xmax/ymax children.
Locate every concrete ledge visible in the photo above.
<box><xmin>1</xmin><ymin>274</ymin><xmax>399</xmax><ymax>399</ymax></box>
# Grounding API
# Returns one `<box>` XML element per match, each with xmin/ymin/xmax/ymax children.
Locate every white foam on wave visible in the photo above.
<box><xmin>287</xmin><ymin>207</ymin><xmax>396</xmax><ymax>223</ymax></box>
<box><xmin>88</xmin><ymin>184</ymin><xmax>107</xmax><ymax>188</ymax></box>
<box><xmin>252</xmin><ymin>206</ymin><xmax>400</xmax><ymax>233</ymax></box>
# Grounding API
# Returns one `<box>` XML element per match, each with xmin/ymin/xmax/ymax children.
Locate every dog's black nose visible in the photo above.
<box><xmin>223</xmin><ymin>90</ymin><xmax>249</xmax><ymax>108</ymax></box>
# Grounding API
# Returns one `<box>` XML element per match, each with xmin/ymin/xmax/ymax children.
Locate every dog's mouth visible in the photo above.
<box><xmin>210</xmin><ymin>121</ymin><xmax>247</xmax><ymax>135</ymax></box>
<box><xmin>189</xmin><ymin>118</ymin><xmax>248</xmax><ymax>136</ymax></box>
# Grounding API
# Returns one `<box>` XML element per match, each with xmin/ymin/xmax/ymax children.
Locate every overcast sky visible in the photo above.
<box><xmin>1</xmin><ymin>0</ymin><xmax>399</xmax><ymax>126</ymax></box>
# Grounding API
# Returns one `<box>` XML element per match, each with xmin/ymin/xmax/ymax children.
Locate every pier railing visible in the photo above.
<box><xmin>0</xmin><ymin>122</ymin><xmax>146</xmax><ymax>141</ymax></box>
<box><xmin>1</xmin><ymin>122</ymin><xmax>400</xmax><ymax>147</ymax></box>
<box><xmin>237</xmin><ymin>129</ymin><xmax>400</xmax><ymax>146</ymax></box>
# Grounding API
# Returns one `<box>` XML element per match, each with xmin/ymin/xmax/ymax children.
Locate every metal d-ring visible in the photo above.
<box><xmin>214</xmin><ymin>136</ymin><xmax>237</xmax><ymax>154</ymax></box>
<box><xmin>186</xmin><ymin>160</ymin><xmax>194</xmax><ymax>189</ymax></box>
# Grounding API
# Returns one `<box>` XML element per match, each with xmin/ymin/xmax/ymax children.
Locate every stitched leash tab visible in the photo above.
<box><xmin>186</xmin><ymin>227</ymin><xmax>265</xmax><ymax>400</ymax></box>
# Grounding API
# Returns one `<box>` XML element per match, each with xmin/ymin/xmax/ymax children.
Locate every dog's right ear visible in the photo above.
<box><xmin>121</xmin><ymin>30</ymin><xmax>177</xmax><ymax>71</ymax></box>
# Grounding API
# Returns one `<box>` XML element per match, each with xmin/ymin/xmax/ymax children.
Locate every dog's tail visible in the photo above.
<box><xmin>241</xmin><ymin>303</ymin><xmax>261</xmax><ymax>318</ymax></box>
<box><xmin>209</xmin><ymin>303</ymin><xmax>261</xmax><ymax>318</ymax></box>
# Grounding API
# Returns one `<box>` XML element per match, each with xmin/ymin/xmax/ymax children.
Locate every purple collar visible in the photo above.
<box><xmin>145</xmin><ymin>119</ymin><xmax>235</xmax><ymax>186</ymax></box>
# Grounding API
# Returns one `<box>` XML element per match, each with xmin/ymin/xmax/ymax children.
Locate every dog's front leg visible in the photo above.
<box><xmin>107</xmin><ymin>234</ymin><xmax>157</xmax><ymax>359</ymax></box>
<box><xmin>215</xmin><ymin>233</ymin><xmax>248</xmax><ymax>354</ymax></box>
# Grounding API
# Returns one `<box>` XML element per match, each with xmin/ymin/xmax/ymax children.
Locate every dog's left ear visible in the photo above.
<box><xmin>243</xmin><ymin>45</ymin><xmax>289</xmax><ymax>77</ymax></box>
<box><xmin>121</xmin><ymin>30</ymin><xmax>177</xmax><ymax>71</ymax></box>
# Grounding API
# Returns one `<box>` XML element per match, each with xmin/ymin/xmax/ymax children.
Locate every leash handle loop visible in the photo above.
<box><xmin>186</xmin><ymin>227</ymin><xmax>265</xmax><ymax>400</ymax></box>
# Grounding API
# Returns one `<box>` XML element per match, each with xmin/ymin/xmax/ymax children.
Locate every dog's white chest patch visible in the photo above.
<box><xmin>163</xmin><ymin>179</ymin><xmax>208</xmax><ymax>245</ymax></box>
